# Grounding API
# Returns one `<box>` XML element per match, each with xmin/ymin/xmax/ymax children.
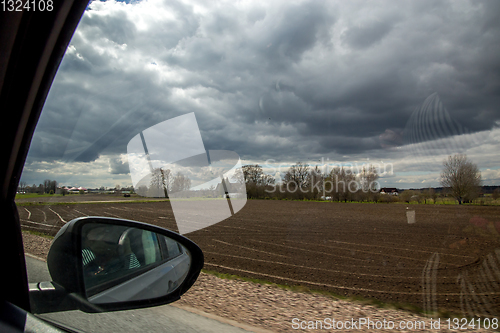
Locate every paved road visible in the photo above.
<box><xmin>26</xmin><ymin>256</ymin><xmax>260</xmax><ymax>333</ymax></box>
<box><xmin>26</xmin><ymin>255</ymin><xmax>52</xmax><ymax>282</ymax></box>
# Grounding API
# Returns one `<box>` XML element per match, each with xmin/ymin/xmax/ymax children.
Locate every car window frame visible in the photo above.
<box><xmin>0</xmin><ymin>0</ymin><xmax>90</xmax><ymax>313</ymax></box>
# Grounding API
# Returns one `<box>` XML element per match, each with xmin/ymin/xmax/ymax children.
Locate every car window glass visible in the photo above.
<box><xmin>142</xmin><ymin>230</ymin><xmax>161</xmax><ymax>265</ymax></box>
<box><xmin>160</xmin><ymin>235</ymin><xmax>182</xmax><ymax>260</ymax></box>
<box><xmin>18</xmin><ymin>0</ymin><xmax>500</xmax><ymax>331</ymax></box>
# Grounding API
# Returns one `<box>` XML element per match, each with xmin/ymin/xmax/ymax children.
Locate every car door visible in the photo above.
<box><xmin>0</xmin><ymin>0</ymin><xmax>90</xmax><ymax>315</ymax></box>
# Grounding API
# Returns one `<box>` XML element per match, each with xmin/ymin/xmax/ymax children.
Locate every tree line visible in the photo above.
<box><xmin>241</xmin><ymin>162</ymin><xmax>381</xmax><ymax>202</ymax></box>
<box><xmin>16</xmin><ymin>155</ymin><xmax>488</xmax><ymax>205</ymax></box>
<box><xmin>135</xmin><ymin>167</ymin><xmax>192</xmax><ymax>198</ymax></box>
<box><xmin>17</xmin><ymin>179</ymin><xmax>57</xmax><ymax>194</ymax></box>
<box><xmin>241</xmin><ymin>154</ymin><xmax>486</xmax><ymax>205</ymax></box>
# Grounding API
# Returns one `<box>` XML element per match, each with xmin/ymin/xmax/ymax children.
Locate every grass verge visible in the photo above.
<box><xmin>22</xmin><ymin>229</ymin><xmax>54</xmax><ymax>239</ymax></box>
<box><xmin>200</xmin><ymin>269</ymin><xmax>465</xmax><ymax>320</ymax></box>
<box><xmin>249</xmin><ymin>197</ymin><xmax>500</xmax><ymax>206</ymax></box>
<box><xmin>16</xmin><ymin>193</ymin><xmax>64</xmax><ymax>199</ymax></box>
<box><xmin>16</xmin><ymin>199</ymin><xmax>171</xmax><ymax>206</ymax></box>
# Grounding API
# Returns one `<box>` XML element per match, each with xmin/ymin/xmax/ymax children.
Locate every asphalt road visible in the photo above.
<box><xmin>25</xmin><ymin>256</ymin><xmax>259</xmax><ymax>333</ymax></box>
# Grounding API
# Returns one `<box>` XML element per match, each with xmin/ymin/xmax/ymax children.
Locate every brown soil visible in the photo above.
<box><xmin>18</xmin><ymin>199</ymin><xmax>500</xmax><ymax>317</ymax></box>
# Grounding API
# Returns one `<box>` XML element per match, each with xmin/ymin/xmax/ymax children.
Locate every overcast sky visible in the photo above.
<box><xmin>21</xmin><ymin>0</ymin><xmax>500</xmax><ymax>189</ymax></box>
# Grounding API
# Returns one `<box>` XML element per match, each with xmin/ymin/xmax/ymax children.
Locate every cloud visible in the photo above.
<box><xmin>22</xmin><ymin>0</ymin><xmax>500</xmax><ymax>188</ymax></box>
<box><xmin>341</xmin><ymin>19</ymin><xmax>394</xmax><ymax>49</ymax></box>
<box><xmin>482</xmin><ymin>169</ymin><xmax>500</xmax><ymax>183</ymax></box>
<box><xmin>109</xmin><ymin>155</ymin><xmax>130</xmax><ymax>175</ymax></box>
<box><xmin>21</xmin><ymin>155</ymin><xmax>132</xmax><ymax>188</ymax></box>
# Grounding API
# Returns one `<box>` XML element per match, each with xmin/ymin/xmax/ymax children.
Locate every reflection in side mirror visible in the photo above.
<box><xmin>81</xmin><ymin>223</ymin><xmax>191</xmax><ymax>304</ymax></box>
<box><xmin>36</xmin><ymin>217</ymin><xmax>204</xmax><ymax>314</ymax></box>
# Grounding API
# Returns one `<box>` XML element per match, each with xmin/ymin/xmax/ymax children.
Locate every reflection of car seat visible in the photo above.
<box><xmin>118</xmin><ymin>228</ymin><xmax>144</xmax><ymax>266</ymax></box>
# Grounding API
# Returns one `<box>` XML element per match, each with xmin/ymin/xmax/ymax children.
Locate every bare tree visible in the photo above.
<box><xmin>148</xmin><ymin>167</ymin><xmax>175</xmax><ymax>197</ymax></box>
<box><xmin>358</xmin><ymin>165</ymin><xmax>379</xmax><ymax>193</ymax></box>
<box><xmin>148</xmin><ymin>168</ymin><xmax>165</xmax><ymax>197</ymax></box>
<box><xmin>171</xmin><ymin>172</ymin><xmax>191</xmax><ymax>193</ymax></box>
<box><xmin>241</xmin><ymin>164</ymin><xmax>275</xmax><ymax>186</ymax></box>
<box><xmin>309</xmin><ymin>166</ymin><xmax>324</xmax><ymax>199</ymax></box>
<box><xmin>43</xmin><ymin>179</ymin><xmax>50</xmax><ymax>193</ymax></box>
<box><xmin>18</xmin><ymin>181</ymin><xmax>27</xmax><ymax>193</ymax></box>
<box><xmin>161</xmin><ymin>168</ymin><xmax>174</xmax><ymax>197</ymax></box>
<box><xmin>43</xmin><ymin>179</ymin><xmax>57</xmax><ymax>194</ymax></box>
<box><xmin>329</xmin><ymin>167</ymin><xmax>356</xmax><ymax>202</ymax></box>
<box><xmin>260</xmin><ymin>174</ymin><xmax>275</xmax><ymax>187</ymax></box>
<box><xmin>353</xmin><ymin>165</ymin><xmax>379</xmax><ymax>202</ymax></box>
<box><xmin>283</xmin><ymin>162</ymin><xmax>310</xmax><ymax>190</ymax></box>
<box><xmin>440</xmin><ymin>154</ymin><xmax>481</xmax><ymax>205</ymax></box>
<box><xmin>242</xmin><ymin>164</ymin><xmax>263</xmax><ymax>184</ymax></box>
<box><xmin>238</xmin><ymin>164</ymin><xmax>275</xmax><ymax>198</ymax></box>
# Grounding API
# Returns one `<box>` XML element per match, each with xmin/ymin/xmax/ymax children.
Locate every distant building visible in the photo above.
<box><xmin>66</xmin><ymin>186</ymin><xmax>87</xmax><ymax>193</ymax></box>
<box><xmin>380</xmin><ymin>187</ymin><xmax>399</xmax><ymax>195</ymax></box>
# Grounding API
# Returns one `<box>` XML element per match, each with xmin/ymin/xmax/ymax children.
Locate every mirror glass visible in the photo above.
<box><xmin>81</xmin><ymin>223</ymin><xmax>191</xmax><ymax>304</ymax></box>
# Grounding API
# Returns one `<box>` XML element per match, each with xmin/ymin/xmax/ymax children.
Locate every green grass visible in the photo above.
<box><xmin>16</xmin><ymin>192</ymin><xmax>500</xmax><ymax>206</ymax></box>
<box><xmin>16</xmin><ymin>193</ymin><xmax>63</xmax><ymax>199</ymax></box>
<box><xmin>15</xmin><ymin>198</ymin><xmax>171</xmax><ymax>206</ymax></box>
<box><xmin>248</xmin><ymin>197</ymin><xmax>500</xmax><ymax>206</ymax></box>
<box><xmin>164</xmin><ymin>197</ymin><xmax>237</xmax><ymax>202</ymax></box>
<box><xmin>22</xmin><ymin>229</ymin><xmax>54</xmax><ymax>239</ymax></box>
<box><xmin>15</xmin><ymin>195</ymin><xmax>239</xmax><ymax>206</ymax></box>
<box><xmin>16</xmin><ymin>196</ymin><xmax>254</xmax><ymax>206</ymax></box>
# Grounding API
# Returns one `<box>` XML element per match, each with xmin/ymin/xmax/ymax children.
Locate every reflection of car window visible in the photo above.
<box><xmin>142</xmin><ymin>230</ymin><xmax>161</xmax><ymax>265</ymax></box>
<box><xmin>160</xmin><ymin>235</ymin><xmax>182</xmax><ymax>260</ymax></box>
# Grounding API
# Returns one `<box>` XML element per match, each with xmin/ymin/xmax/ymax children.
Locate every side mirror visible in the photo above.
<box><xmin>29</xmin><ymin>217</ymin><xmax>203</xmax><ymax>314</ymax></box>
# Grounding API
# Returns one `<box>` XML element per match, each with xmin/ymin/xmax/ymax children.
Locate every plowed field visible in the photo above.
<box><xmin>18</xmin><ymin>198</ymin><xmax>500</xmax><ymax>317</ymax></box>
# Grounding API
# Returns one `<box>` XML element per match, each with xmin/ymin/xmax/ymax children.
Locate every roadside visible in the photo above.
<box><xmin>26</xmin><ymin>252</ymin><xmax>264</xmax><ymax>333</ymax></box>
<box><xmin>23</xmin><ymin>233</ymin><xmax>270</xmax><ymax>333</ymax></box>
<box><xmin>22</xmin><ymin>232</ymin><xmax>492</xmax><ymax>333</ymax></box>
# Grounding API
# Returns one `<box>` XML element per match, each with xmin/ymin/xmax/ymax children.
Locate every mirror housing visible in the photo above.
<box><xmin>30</xmin><ymin>217</ymin><xmax>203</xmax><ymax>314</ymax></box>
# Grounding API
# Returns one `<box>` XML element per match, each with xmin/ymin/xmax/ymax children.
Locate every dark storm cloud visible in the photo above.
<box><xmin>341</xmin><ymin>20</ymin><xmax>393</xmax><ymax>49</ymax></box>
<box><xmin>319</xmin><ymin>135</ymin><xmax>381</xmax><ymax>155</ymax></box>
<box><xmin>33</xmin><ymin>70</ymin><xmax>176</xmax><ymax>163</ymax></box>
<box><xmin>109</xmin><ymin>157</ymin><xmax>129</xmax><ymax>174</ymax></box>
<box><xmin>25</xmin><ymin>0</ymin><xmax>500</xmax><ymax>184</ymax></box>
<box><xmin>84</xmin><ymin>8</ymin><xmax>137</xmax><ymax>45</ymax></box>
<box><xmin>258</xmin><ymin>1</ymin><xmax>333</xmax><ymax>66</ymax></box>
